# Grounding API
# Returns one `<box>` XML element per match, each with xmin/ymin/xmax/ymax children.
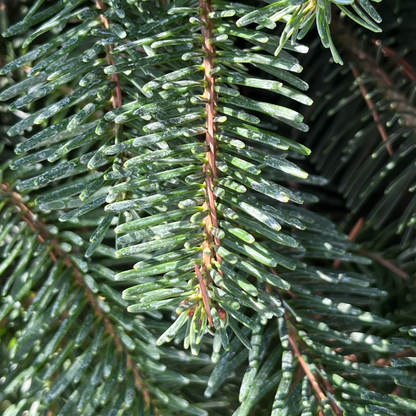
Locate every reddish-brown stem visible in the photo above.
<box><xmin>198</xmin><ymin>0</ymin><xmax>221</xmax><ymax>316</ymax></box>
<box><xmin>288</xmin><ymin>332</ymin><xmax>327</xmax><ymax>402</ymax></box>
<box><xmin>195</xmin><ymin>264</ymin><xmax>214</xmax><ymax>326</ymax></box>
<box><xmin>348</xmin><ymin>44</ymin><xmax>416</xmax><ymax>129</ymax></box>
<box><xmin>85</xmin><ymin>5</ymin><xmax>149</xmax><ymax>401</ymax></box>
<box><xmin>288</xmin><ymin>329</ymin><xmax>344</xmax><ymax>415</ymax></box>
<box><xmin>351</xmin><ymin>65</ymin><xmax>394</xmax><ymax>156</ymax></box>
<box><xmin>333</xmin><ymin>217</ymin><xmax>365</xmax><ymax>268</ymax></box>
<box><xmin>347</xmin><ymin>217</ymin><xmax>365</xmax><ymax>242</ymax></box>
<box><xmin>0</xmin><ymin>183</ymin><xmax>151</xmax><ymax>406</ymax></box>
<box><xmin>361</xmin><ymin>250</ymin><xmax>409</xmax><ymax>280</ymax></box>
<box><xmin>317</xmin><ymin>364</ymin><xmax>343</xmax><ymax>416</ymax></box>
<box><xmin>371</xmin><ymin>41</ymin><xmax>416</xmax><ymax>82</ymax></box>
<box><xmin>331</xmin><ymin>217</ymin><xmax>408</xmax><ymax>280</ymax></box>
<box><xmin>278</xmin><ymin>283</ymin><xmax>342</xmax><ymax>413</ymax></box>
<box><xmin>280</xmin><ymin>293</ymin><xmax>326</xmax><ymax>402</ymax></box>
<box><xmin>200</xmin><ymin>0</ymin><xmax>220</xmax><ymax>254</ymax></box>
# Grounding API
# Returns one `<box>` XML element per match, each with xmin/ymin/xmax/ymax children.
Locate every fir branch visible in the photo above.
<box><xmin>281</xmin><ymin>279</ymin><xmax>344</xmax><ymax>415</ymax></box>
<box><xmin>288</xmin><ymin>328</ymin><xmax>326</xmax><ymax>403</ymax></box>
<box><xmin>2</xmin><ymin>1</ymin><xmax>416</xmax><ymax>414</ymax></box>
<box><xmin>379</xmin><ymin>44</ymin><xmax>416</xmax><ymax>82</ymax></box>
<box><xmin>0</xmin><ymin>182</ymin><xmax>151</xmax><ymax>407</ymax></box>
<box><xmin>200</xmin><ymin>0</ymin><xmax>221</xmax><ymax>303</ymax></box>
<box><xmin>303</xmin><ymin>11</ymin><xmax>416</xmax><ymax>239</ymax></box>
<box><xmin>288</xmin><ymin>330</ymin><xmax>343</xmax><ymax>415</ymax></box>
<box><xmin>337</xmin><ymin>18</ymin><xmax>416</xmax><ymax>131</ymax></box>
<box><xmin>351</xmin><ymin>65</ymin><xmax>394</xmax><ymax>156</ymax></box>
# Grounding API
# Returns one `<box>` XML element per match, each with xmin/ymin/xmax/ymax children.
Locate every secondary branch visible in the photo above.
<box><xmin>0</xmin><ymin>183</ymin><xmax>151</xmax><ymax>406</ymax></box>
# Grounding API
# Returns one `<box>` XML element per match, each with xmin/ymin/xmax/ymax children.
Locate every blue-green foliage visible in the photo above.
<box><xmin>1</xmin><ymin>1</ymin><xmax>415</xmax><ymax>415</ymax></box>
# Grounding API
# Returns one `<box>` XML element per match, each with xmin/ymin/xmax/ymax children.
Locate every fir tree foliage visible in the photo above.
<box><xmin>0</xmin><ymin>0</ymin><xmax>415</xmax><ymax>415</ymax></box>
<box><xmin>300</xmin><ymin>1</ymin><xmax>416</xmax><ymax>247</ymax></box>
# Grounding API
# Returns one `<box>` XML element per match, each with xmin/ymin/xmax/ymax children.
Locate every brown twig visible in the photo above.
<box><xmin>333</xmin><ymin>217</ymin><xmax>365</xmax><ymax>269</ymax></box>
<box><xmin>288</xmin><ymin>331</ymin><xmax>327</xmax><ymax>402</ymax></box>
<box><xmin>91</xmin><ymin>3</ymin><xmax>150</xmax><ymax>393</ymax></box>
<box><xmin>347</xmin><ymin>217</ymin><xmax>366</xmax><ymax>243</ymax></box>
<box><xmin>288</xmin><ymin>327</ymin><xmax>344</xmax><ymax>415</ymax></box>
<box><xmin>372</xmin><ymin>41</ymin><xmax>416</xmax><ymax>82</ymax></box>
<box><xmin>361</xmin><ymin>250</ymin><xmax>409</xmax><ymax>280</ymax></box>
<box><xmin>277</xmin><ymin>274</ymin><xmax>343</xmax><ymax>414</ymax></box>
<box><xmin>198</xmin><ymin>0</ymin><xmax>222</xmax><ymax>317</ymax></box>
<box><xmin>317</xmin><ymin>363</ymin><xmax>343</xmax><ymax>416</ymax></box>
<box><xmin>277</xmin><ymin>284</ymin><xmax>331</xmax><ymax>409</ymax></box>
<box><xmin>200</xmin><ymin>0</ymin><xmax>220</xmax><ymax>259</ymax></box>
<box><xmin>351</xmin><ymin>65</ymin><xmax>394</xmax><ymax>156</ymax></box>
<box><xmin>194</xmin><ymin>264</ymin><xmax>214</xmax><ymax>327</ymax></box>
<box><xmin>0</xmin><ymin>183</ymin><xmax>151</xmax><ymax>406</ymax></box>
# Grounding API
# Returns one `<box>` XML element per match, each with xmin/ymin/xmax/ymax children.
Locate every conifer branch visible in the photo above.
<box><xmin>280</xmin><ymin>277</ymin><xmax>343</xmax><ymax>415</ymax></box>
<box><xmin>373</xmin><ymin>42</ymin><xmax>416</xmax><ymax>82</ymax></box>
<box><xmin>351</xmin><ymin>65</ymin><xmax>394</xmax><ymax>156</ymax></box>
<box><xmin>306</xmin><ymin>13</ymin><xmax>416</xmax><ymax>241</ymax></box>
<box><xmin>0</xmin><ymin>182</ymin><xmax>151</xmax><ymax>407</ymax></box>
<box><xmin>199</xmin><ymin>0</ymin><xmax>220</xmax><ymax>325</ymax></box>
<box><xmin>337</xmin><ymin>18</ymin><xmax>416</xmax><ymax>132</ymax></box>
<box><xmin>288</xmin><ymin>326</ymin><xmax>344</xmax><ymax>415</ymax></box>
<box><xmin>317</xmin><ymin>363</ymin><xmax>343</xmax><ymax>416</ymax></box>
<box><xmin>1</xmin><ymin>1</ymin><xmax>414</xmax><ymax>414</ymax></box>
<box><xmin>200</xmin><ymin>0</ymin><xmax>220</xmax><ymax>265</ymax></box>
<box><xmin>288</xmin><ymin>329</ymin><xmax>326</xmax><ymax>401</ymax></box>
